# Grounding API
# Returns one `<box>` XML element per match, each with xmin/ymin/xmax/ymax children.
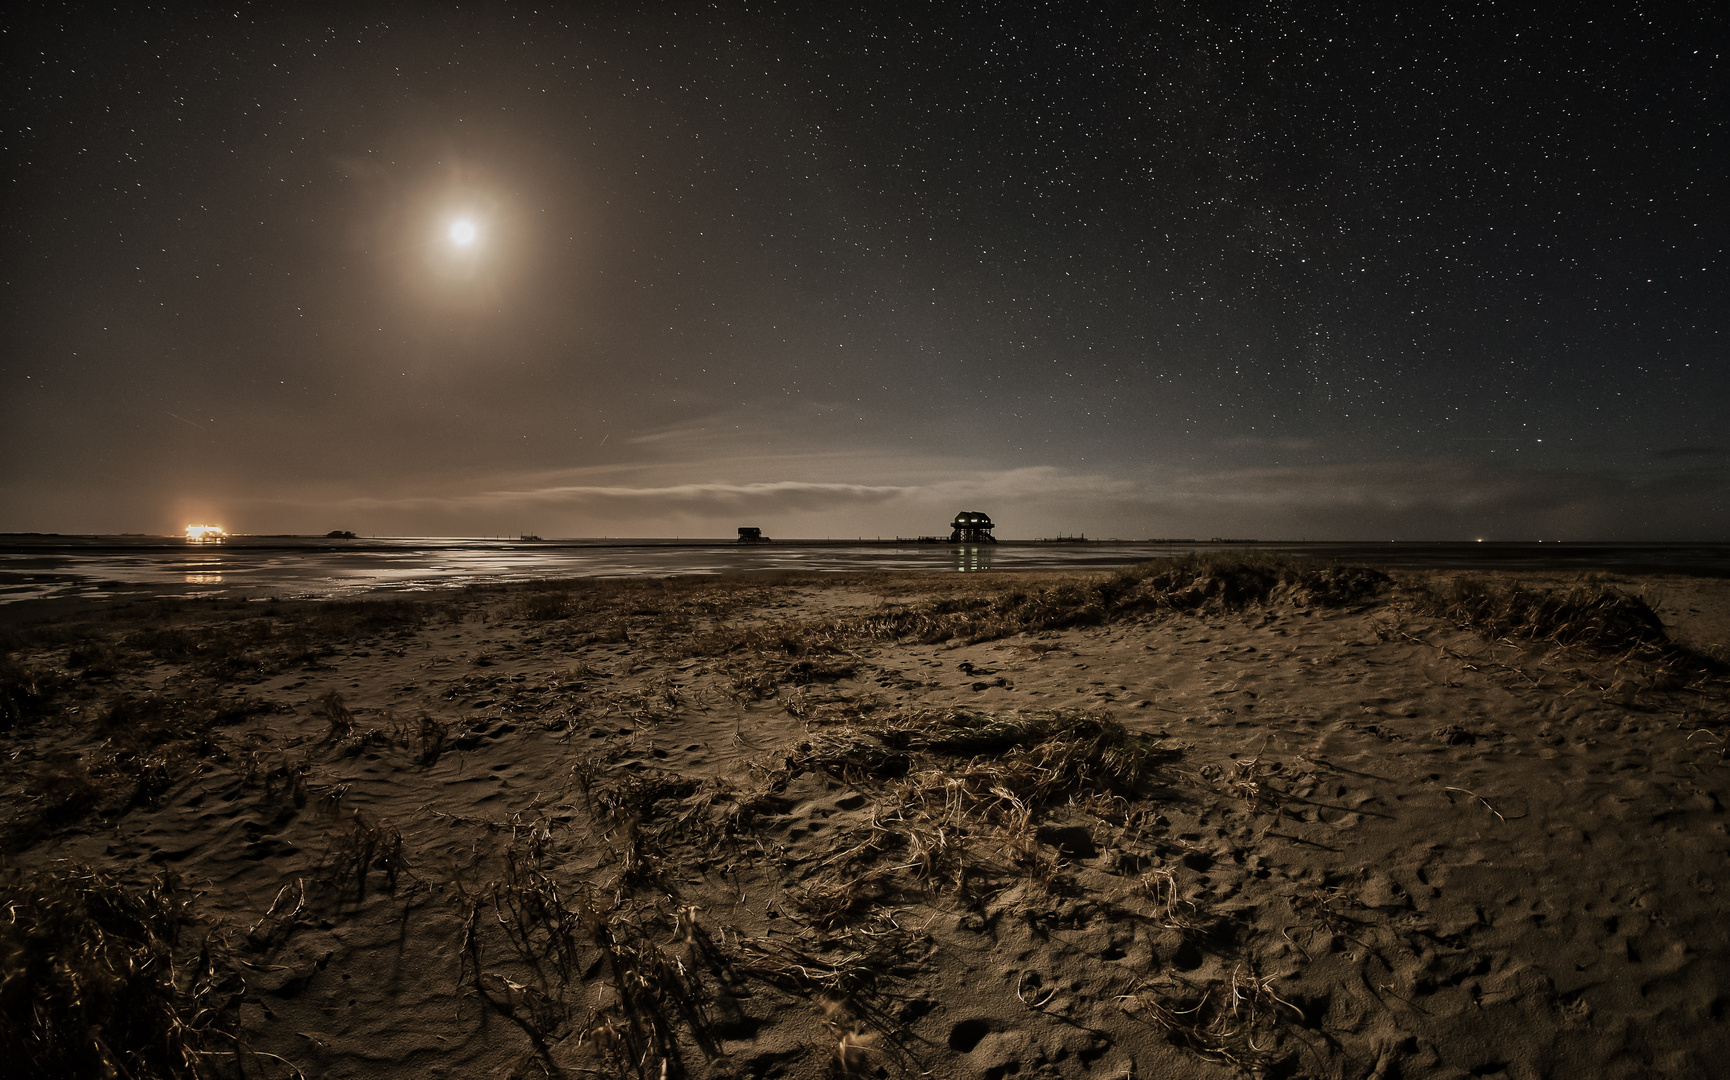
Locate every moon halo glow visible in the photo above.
<box><xmin>449</xmin><ymin>219</ymin><xmax>478</xmax><ymax>247</ymax></box>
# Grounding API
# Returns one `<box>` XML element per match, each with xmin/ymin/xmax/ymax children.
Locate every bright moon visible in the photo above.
<box><xmin>449</xmin><ymin>219</ymin><xmax>477</xmax><ymax>246</ymax></box>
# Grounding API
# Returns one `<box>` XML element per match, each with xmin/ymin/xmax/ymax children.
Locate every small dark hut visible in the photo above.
<box><xmin>949</xmin><ymin>511</ymin><xmax>997</xmax><ymax>543</ymax></box>
<box><xmin>737</xmin><ymin>527</ymin><xmax>769</xmax><ymax>543</ymax></box>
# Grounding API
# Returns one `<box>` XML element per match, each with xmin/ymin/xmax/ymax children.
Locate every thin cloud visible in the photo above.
<box><xmin>218</xmin><ymin>455</ymin><xmax>1726</xmax><ymax>541</ymax></box>
<box><xmin>490</xmin><ymin>480</ymin><xmax>911</xmax><ymax>510</ymax></box>
<box><xmin>336</xmin><ymin>479</ymin><xmax>911</xmax><ymax>515</ymax></box>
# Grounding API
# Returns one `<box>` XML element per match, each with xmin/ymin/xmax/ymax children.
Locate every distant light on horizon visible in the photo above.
<box><xmin>185</xmin><ymin>524</ymin><xmax>228</xmax><ymax>543</ymax></box>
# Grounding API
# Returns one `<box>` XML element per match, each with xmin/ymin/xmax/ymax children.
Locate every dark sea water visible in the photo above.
<box><xmin>1</xmin><ymin>535</ymin><xmax>1726</xmax><ymax>606</ymax></box>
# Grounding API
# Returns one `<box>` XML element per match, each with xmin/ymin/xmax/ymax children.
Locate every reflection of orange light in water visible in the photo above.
<box><xmin>185</xmin><ymin>572</ymin><xmax>223</xmax><ymax>585</ymax></box>
<box><xmin>185</xmin><ymin>524</ymin><xmax>228</xmax><ymax>543</ymax></box>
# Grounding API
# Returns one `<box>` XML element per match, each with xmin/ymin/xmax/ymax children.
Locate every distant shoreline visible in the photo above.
<box><xmin>3</xmin><ymin>536</ymin><xmax>1727</xmax><ymax>610</ymax></box>
<box><xmin>3</xmin><ymin>533</ymin><xmax>1726</xmax><ymax>550</ymax></box>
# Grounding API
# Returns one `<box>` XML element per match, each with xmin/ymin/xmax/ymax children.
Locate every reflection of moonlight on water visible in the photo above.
<box><xmin>449</xmin><ymin>219</ymin><xmax>477</xmax><ymax>246</ymax></box>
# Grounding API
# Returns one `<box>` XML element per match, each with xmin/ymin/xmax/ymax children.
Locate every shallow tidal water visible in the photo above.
<box><xmin>1</xmin><ymin>535</ymin><xmax>1725</xmax><ymax>605</ymax></box>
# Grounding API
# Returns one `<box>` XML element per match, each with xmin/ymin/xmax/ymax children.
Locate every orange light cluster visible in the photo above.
<box><xmin>185</xmin><ymin>524</ymin><xmax>228</xmax><ymax>543</ymax></box>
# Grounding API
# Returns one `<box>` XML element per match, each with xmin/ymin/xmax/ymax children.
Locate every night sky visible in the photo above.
<box><xmin>4</xmin><ymin>2</ymin><xmax>1725</xmax><ymax>540</ymax></box>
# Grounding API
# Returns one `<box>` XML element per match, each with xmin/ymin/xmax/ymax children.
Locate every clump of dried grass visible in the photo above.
<box><xmin>1222</xmin><ymin>740</ymin><xmax>1275</xmax><ymax>810</ymax></box>
<box><xmin>788</xmin><ymin>730</ymin><xmax>914</xmax><ymax>782</ymax></box>
<box><xmin>516</xmin><ymin>589</ymin><xmax>583</xmax><ymax>621</ymax></box>
<box><xmin>312</xmin><ymin>693</ymin><xmax>392</xmax><ymax>757</ymax></box>
<box><xmin>670</xmin><ymin>776</ymin><xmax>757</xmax><ymax>839</ymax></box>
<box><xmin>387</xmin><ymin>709</ymin><xmax>450</xmax><ymax>766</ymax></box>
<box><xmin>506</xmin><ymin>578</ymin><xmax>781</xmax><ymax>656</ymax></box>
<box><xmin>576</xmin><ymin>896</ymin><xmax>720</xmax><ymax>1077</ymax></box>
<box><xmin>900</xmin><ymin>555</ymin><xmax>1383</xmax><ymax>642</ymax></box>
<box><xmin>1135</xmin><ymin>865</ymin><xmax>1190</xmax><ymax>923</ymax></box>
<box><xmin>448</xmin><ymin>825</ymin><xmax>724</xmax><ymax>1078</ymax></box>
<box><xmin>65</xmin><ymin>641</ymin><xmax>122</xmax><ymax>678</ymax></box>
<box><xmin>314</xmin><ymin>691</ymin><xmax>355</xmax><ymax>746</ymax></box>
<box><xmin>1</xmin><ymin>658</ymin><xmax>63</xmax><ymax>731</ymax></box>
<box><xmin>571</xmin><ymin>768</ymin><xmax>708</xmax><ymax>890</ymax></box>
<box><xmin>735</xmin><ymin>924</ymin><xmax>927</xmax><ymax>1026</ymax></box>
<box><xmin>318</xmin><ymin>813</ymin><xmax>405</xmax><ymax>903</ymax></box>
<box><xmin>100</xmin><ymin>694</ymin><xmax>262</xmax><ymax>756</ymax></box>
<box><xmin>245</xmin><ymin>878</ymin><xmax>307</xmax><ymax>953</ymax></box>
<box><xmin>774</xmin><ymin>710</ymin><xmax>1178</xmax><ymax>922</ymax></box>
<box><xmin>11</xmin><ymin>696</ymin><xmax>272</xmax><ymax>843</ymax></box>
<box><xmin>0</xmin><ymin>862</ymin><xmax>243</xmax><ymax>1080</ymax></box>
<box><xmin>684</xmin><ymin>556</ymin><xmax>1389</xmax><ymax>659</ymax></box>
<box><xmin>795</xmin><ymin>708</ymin><xmax>1172</xmax><ymax>802</ymax></box>
<box><xmin>580</xmin><ymin>769</ymin><xmax>700</xmax><ymax>826</ymax></box>
<box><xmin>1120</xmin><ymin>963</ymin><xmax>1304</xmax><ymax>1072</ymax></box>
<box><xmin>24</xmin><ymin>753</ymin><xmax>110</xmax><ymax>829</ymax></box>
<box><xmin>111</xmin><ymin>597</ymin><xmax>426</xmax><ymax>681</ymax></box>
<box><xmin>1132</xmin><ymin>555</ymin><xmax>1389</xmax><ymax>612</ymax></box>
<box><xmin>597</xmin><ymin>680</ymin><xmax>685</xmax><ymax>727</ymax></box>
<box><xmin>900</xmin><ymin>708</ymin><xmax>1170</xmax><ymax>798</ymax></box>
<box><xmin>258</xmin><ymin>752</ymin><xmax>310</xmax><ymax>809</ymax></box>
<box><xmin>1410</xmin><ymin>577</ymin><xmax>1670</xmax><ymax>655</ymax></box>
<box><xmin>487</xmin><ymin>849</ymin><xmax>585</xmax><ymax>987</ymax></box>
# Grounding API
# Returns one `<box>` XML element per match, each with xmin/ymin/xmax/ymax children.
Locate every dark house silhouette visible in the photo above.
<box><xmin>950</xmin><ymin>511</ymin><xmax>997</xmax><ymax>543</ymax></box>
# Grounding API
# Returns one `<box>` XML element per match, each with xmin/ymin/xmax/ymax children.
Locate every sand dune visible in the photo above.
<box><xmin>3</xmin><ymin>558</ymin><xmax>1727</xmax><ymax>1079</ymax></box>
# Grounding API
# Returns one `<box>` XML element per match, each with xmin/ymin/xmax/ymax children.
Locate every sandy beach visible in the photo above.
<box><xmin>3</xmin><ymin>555</ymin><xmax>1728</xmax><ymax>1079</ymax></box>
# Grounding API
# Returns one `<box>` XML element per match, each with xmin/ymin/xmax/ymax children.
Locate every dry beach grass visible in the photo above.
<box><xmin>1</xmin><ymin>555</ymin><xmax>1728</xmax><ymax>1078</ymax></box>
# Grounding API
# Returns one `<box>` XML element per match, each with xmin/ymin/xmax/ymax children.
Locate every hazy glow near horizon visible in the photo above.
<box><xmin>449</xmin><ymin>219</ymin><xmax>477</xmax><ymax>246</ymax></box>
